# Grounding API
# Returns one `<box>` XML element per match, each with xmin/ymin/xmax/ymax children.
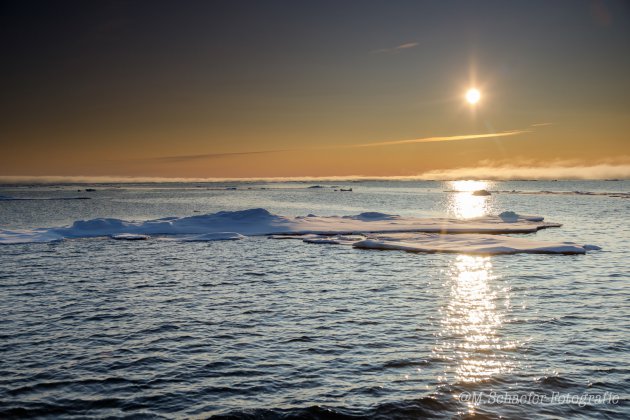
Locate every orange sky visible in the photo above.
<box><xmin>3</xmin><ymin>112</ymin><xmax>629</xmax><ymax>179</ymax></box>
<box><xmin>1</xmin><ymin>1</ymin><xmax>629</xmax><ymax>180</ymax></box>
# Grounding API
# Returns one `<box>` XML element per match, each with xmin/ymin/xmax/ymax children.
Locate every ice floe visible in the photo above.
<box><xmin>498</xmin><ymin>211</ymin><xmax>543</xmax><ymax>223</ymax></box>
<box><xmin>0</xmin><ymin>208</ymin><xmax>563</xmax><ymax>245</ymax></box>
<box><xmin>0</xmin><ymin>208</ymin><xmax>599</xmax><ymax>254</ymax></box>
<box><xmin>286</xmin><ymin>232</ymin><xmax>597</xmax><ymax>254</ymax></box>
<box><xmin>472</xmin><ymin>189</ymin><xmax>491</xmax><ymax>196</ymax></box>
<box><xmin>352</xmin><ymin>233</ymin><xmax>594</xmax><ymax>255</ymax></box>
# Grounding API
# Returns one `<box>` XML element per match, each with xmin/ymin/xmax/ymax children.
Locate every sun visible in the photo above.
<box><xmin>465</xmin><ymin>88</ymin><xmax>481</xmax><ymax>105</ymax></box>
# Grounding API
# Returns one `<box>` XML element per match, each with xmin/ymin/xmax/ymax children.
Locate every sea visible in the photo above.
<box><xmin>0</xmin><ymin>180</ymin><xmax>628</xmax><ymax>419</ymax></box>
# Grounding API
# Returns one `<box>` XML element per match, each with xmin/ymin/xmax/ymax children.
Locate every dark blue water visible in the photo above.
<box><xmin>1</xmin><ymin>181</ymin><xmax>629</xmax><ymax>418</ymax></box>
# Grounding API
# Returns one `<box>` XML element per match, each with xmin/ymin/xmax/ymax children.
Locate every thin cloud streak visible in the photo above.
<box><xmin>128</xmin><ymin>124</ymin><xmax>543</xmax><ymax>164</ymax></box>
<box><xmin>371</xmin><ymin>42</ymin><xmax>418</xmax><ymax>54</ymax></box>
<box><xmin>147</xmin><ymin>149</ymin><xmax>292</xmax><ymax>163</ymax></box>
<box><xmin>353</xmin><ymin>129</ymin><xmax>531</xmax><ymax>148</ymax></box>
<box><xmin>394</xmin><ymin>42</ymin><xmax>418</xmax><ymax>50</ymax></box>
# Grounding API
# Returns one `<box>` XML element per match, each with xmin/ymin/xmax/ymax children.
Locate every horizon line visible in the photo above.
<box><xmin>1</xmin><ymin>163</ymin><xmax>630</xmax><ymax>184</ymax></box>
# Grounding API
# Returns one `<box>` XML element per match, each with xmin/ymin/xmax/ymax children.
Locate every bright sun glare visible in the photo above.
<box><xmin>466</xmin><ymin>88</ymin><xmax>481</xmax><ymax>105</ymax></box>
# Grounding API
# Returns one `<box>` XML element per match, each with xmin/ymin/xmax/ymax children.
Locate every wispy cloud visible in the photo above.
<box><xmin>353</xmin><ymin>129</ymin><xmax>531</xmax><ymax>148</ymax></box>
<box><xmin>394</xmin><ymin>42</ymin><xmax>418</xmax><ymax>50</ymax></box>
<box><xmin>350</xmin><ymin>122</ymin><xmax>554</xmax><ymax>148</ymax></box>
<box><xmin>146</xmin><ymin>149</ymin><xmax>291</xmax><ymax>163</ymax></box>
<box><xmin>111</xmin><ymin>124</ymin><xmax>547</xmax><ymax>167</ymax></box>
<box><xmin>371</xmin><ymin>42</ymin><xmax>418</xmax><ymax>54</ymax></box>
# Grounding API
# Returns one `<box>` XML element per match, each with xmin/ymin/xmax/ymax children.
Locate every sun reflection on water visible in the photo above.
<box><xmin>447</xmin><ymin>180</ymin><xmax>495</xmax><ymax>219</ymax></box>
<box><xmin>449</xmin><ymin>180</ymin><xmax>489</xmax><ymax>192</ymax></box>
<box><xmin>434</xmin><ymin>255</ymin><xmax>518</xmax><ymax>412</ymax></box>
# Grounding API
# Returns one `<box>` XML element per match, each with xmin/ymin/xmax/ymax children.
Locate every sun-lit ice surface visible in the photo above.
<box><xmin>0</xmin><ymin>208</ymin><xmax>598</xmax><ymax>254</ymax></box>
<box><xmin>352</xmin><ymin>233</ymin><xmax>593</xmax><ymax>255</ymax></box>
<box><xmin>274</xmin><ymin>231</ymin><xmax>597</xmax><ymax>255</ymax></box>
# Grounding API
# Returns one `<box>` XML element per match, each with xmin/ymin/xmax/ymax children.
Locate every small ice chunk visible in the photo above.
<box><xmin>498</xmin><ymin>211</ymin><xmax>544</xmax><ymax>223</ymax></box>
<box><xmin>499</xmin><ymin>211</ymin><xmax>519</xmax><ymax>222</ymax></box>
<box><xmin>472</xmin><ymin>189</ymin><xmax>491</xmax><ymax>196</ymax></box>
<box><xmin>583</xmin><ymin>244</ymin><xmax>602</xmax><ymax>251</ymax></box>
<box><xmin>342</xmin><ymin>212</ymin><xmax>399</xmax><ymax>221</ymax></box>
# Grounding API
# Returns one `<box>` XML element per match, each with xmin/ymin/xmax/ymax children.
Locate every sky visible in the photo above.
<box><xmin>1</xmin><ymin>0</ymin><xmax>629</xmax><ymax>180</ymax></box>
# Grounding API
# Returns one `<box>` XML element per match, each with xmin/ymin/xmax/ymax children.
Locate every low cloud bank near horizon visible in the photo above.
<box><xmin>414</xmin><ymin>163</ymin><xmax>630</xmax><ymax>181</ymax></box>
<box><xmin>1</xmin><ymin>163</ymin><xmax>630</xmax><ymax>184</ymax></box>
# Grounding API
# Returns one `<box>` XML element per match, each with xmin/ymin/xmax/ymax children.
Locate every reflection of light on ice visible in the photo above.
<box><xmin>448</xmin><ymin>180</ymin><xmax>494</xmax><ymax>219</ymax></box>
<box><xmin>434</xmin><ymin>255</ymin><xmax>519</xmax><ymax>413</ymax></box>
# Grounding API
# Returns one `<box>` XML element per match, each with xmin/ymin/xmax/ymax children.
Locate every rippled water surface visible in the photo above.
<box><xmin>1</xmin><ymin>181</ymin><xmax>629</xmax><ymax>418</ymax></box>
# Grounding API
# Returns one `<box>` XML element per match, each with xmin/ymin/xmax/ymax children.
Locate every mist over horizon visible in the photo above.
<box><xmin>1</xmin><ymin>162</ymin><xmax>630</xmax><ymax>184</ymax></box>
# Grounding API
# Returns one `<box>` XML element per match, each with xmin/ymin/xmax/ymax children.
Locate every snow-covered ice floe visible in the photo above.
<box><xmin>0</xmin><ymin>208</ymin><xmax>599</xmax><ymax>254</ymax></box>
<box><xmin>352</xmin><ymin>233</ymin><xmax>595</xmax><ymax>255</ymax></box>
<box><xmin>271</xmin><ymin>232</ymin><xmax>599</xmax><ymax>254</ymax></box>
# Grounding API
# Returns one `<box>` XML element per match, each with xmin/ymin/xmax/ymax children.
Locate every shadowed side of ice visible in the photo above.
<box><xmin>0</xmin><ymin>208</ymin><xmax>599</xmax><ymax>253</ymax></box>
